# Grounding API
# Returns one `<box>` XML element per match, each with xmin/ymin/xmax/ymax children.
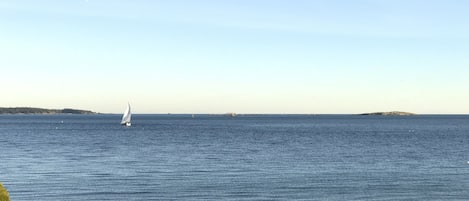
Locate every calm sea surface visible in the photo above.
<box><xmin>1</xmin><ymin>114</ymin><xmax>469</xmax><ymax>200</ymax></box>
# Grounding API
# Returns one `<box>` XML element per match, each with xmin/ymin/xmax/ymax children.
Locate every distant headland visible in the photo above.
<box><xmin>0</xmin><ymin>107</ymin><xmax>96</xmax><ymax>114</ymax></box>
<box><xmin>359</xmin><ymin>111</ymin><xmax>416</xmax><ymax>116</ymax></box>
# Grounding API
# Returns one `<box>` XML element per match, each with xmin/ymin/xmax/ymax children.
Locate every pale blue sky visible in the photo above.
<box><xmin>1</xmin><ymin>0</ymin><xmax>468</xmax><ymax>114</ymax></box>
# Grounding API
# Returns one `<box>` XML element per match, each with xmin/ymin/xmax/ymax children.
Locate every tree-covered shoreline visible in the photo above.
<box><xmin>0</xmin><ymin>107</ymin><xmax>96</xmax><ymax>114</ymax></box>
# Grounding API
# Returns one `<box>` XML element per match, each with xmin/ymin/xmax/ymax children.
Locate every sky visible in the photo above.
<box><xmin>0</xmin><ymin>0</ymin><xmax>468</xmax><ymax>114</ymax></box>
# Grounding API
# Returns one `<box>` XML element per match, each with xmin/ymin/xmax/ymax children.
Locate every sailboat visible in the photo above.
<box><xmin>121</xmin><ymin>103</ymin><xmax>131</xmax><ymax>127</ymax></box>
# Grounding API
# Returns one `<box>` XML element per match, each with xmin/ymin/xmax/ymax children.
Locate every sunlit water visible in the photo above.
<box><xmin>1</xmin><ymin>114</ymin><xmax>469</xmax><ymax>200</ymax></box>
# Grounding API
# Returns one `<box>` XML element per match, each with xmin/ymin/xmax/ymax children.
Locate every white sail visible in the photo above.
<box><xmin>121</xmin><ymin>103</ymin><xmax>131</xmax><ymax>126</ymax></box>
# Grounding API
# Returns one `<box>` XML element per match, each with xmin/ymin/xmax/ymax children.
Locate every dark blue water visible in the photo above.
<box><xmin>1</xmin><ymin>114</ymin><xmax>469</xmax><ymax>200</ymax></box>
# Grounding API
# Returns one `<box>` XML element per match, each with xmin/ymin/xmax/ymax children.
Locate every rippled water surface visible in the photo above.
<box><xmin>1</xmin><ymin>114</ymin><xmax>469</xmax><ymax>200</ymax></box>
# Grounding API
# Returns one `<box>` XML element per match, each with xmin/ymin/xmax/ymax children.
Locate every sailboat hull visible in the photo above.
<box><xmin>122</xmin><ymin>122</ymin><xmax>131</xmax><ymax>127</ymax></box>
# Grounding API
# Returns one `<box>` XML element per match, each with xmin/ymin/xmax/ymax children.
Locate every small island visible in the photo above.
<box><xmin>0</xmin><ymin>107</ymin><xmax>96</xmax><ymax>114</ymax></box>
<box><xmin>359</xmin><ymin>111</ymin><xmax>416</xmax><ymax>116</ymax></box>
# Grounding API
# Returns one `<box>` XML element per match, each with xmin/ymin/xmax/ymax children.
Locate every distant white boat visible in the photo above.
<box><xmin>121</xmin><ymin>103</ymin><xmax>131</xmax><ymax>127</ymax></box>
<box><xmin>225</xmin><ymin>112</ymin><xmax>237</xmax><ymax>117</ymax></box>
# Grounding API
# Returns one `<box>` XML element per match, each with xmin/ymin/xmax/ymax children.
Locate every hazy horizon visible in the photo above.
<box><xmin>1</xmin><ymin>0</ymin><xmax>468</xmax><ymax>114</ymax></box>
<box><xmin>0</xmin><ymin>106</ymin><xmax>467</xmax><ymax>115</ymax></box>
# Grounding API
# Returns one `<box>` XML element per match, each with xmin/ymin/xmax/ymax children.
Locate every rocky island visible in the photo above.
<box><xmin>0</xmin><ymin>107</ymin><xmax>96</xmax><ymax>114</ymax></box>
<box><xmin>360</xmin><ymin>111</ymin><xmax>416</xmax><ymax>116</ymax></box>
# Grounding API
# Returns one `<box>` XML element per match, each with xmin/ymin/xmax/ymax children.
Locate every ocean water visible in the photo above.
<box><xmin>1</xmin><ymin>114</ymin><xmax>469</xmax><ymax>200</ymax></box>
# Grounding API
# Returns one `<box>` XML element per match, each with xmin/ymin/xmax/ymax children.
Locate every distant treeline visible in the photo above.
<box><xmin>0</xmin><ymin>107</ymin><xmax>96</xmax><ymax>114</ymax></box>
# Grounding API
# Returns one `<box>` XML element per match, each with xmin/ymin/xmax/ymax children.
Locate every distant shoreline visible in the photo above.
<box><xmin>359</xmin><ymin>111</ymin><xmax>416</xmax><ymax>116</ymax></box>
<box><xmin>0</xmin><ymin>107</ymin><xmax>97</xmax><ymax>114</ymax></box>
<box><xmin>1</xmin><ymin>108</ymin><xmax>465</xmax><ymax>115</ymax></box>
